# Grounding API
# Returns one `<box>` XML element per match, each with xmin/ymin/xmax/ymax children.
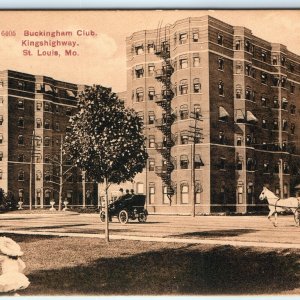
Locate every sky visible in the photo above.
<box><xmin>0</xmin><ymin>10</ymin><xmax>299</xmax><ymax>92</ymax></box>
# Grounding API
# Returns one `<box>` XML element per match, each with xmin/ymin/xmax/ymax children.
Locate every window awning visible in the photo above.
<box><xmin>44</xmin><ymin>84</ymin><xmax>53</xmax><ymax>92</ymax></box>
<box><xmin>180</xmin><ymin>154</ymin><xmax>188</xmax><ymax>161</ymax></box>
<box><xmin>282</xmin><ymin>98</ymin><xmax>288</xmax><ymax>104</ymax></box>
<box><xmin>193</xmin><ymin>78</ymin><xmax>200</xmax><ymax>84</ymax></box>
<box><xmin>180</xmin><ymin>79</ymin><xmax>188</xmax><ymax>85</ymax></box>
<box><xmin>246</xmin><ymin>111</ymin><xmax>258</xmax><ymax>123</ymax></box>
<box><xmin>180</xmin><ymin>104</ymin><xmax>188</xmax><ymax>110</ymax></box>
<box><xmin>135</xmin><ymin>65</ymin><xmax>144</xmax><ymax>71</ymax></box>
<box><xmin>66</xmin><ymin>90</ymin><xmax>76</xmax><ymax>97</ymax></box>
<box><xmin>219</xmin><ymin>106</ymin><xmax>230</xmax><ymax>118</ymax></box>
<box><xmin>195</xmin><ymin>154</ymin><xmax>204</xmax><ymax>164</ymax></box>
<box><xmin>236</xmin><ymin>109</ymin><xmax>245</xmax><ymax>121</ymax></box>
<box><xmin>135</xmin><ymin>43</ymin><xmax>143</xmax><ymax>48</ymax></box>
<box><xmin>148</xmin><ymin>111</ymin><xmax>155</xmax><ymax>116</ymax></box>
<box><xmin>179</xmin><ymin>54</ymin><xmax>188</xmax><ymax>59</ymax></box>
<box><xmin>147</xmin><ymin>41</ymin><xmax>154</xmax><ymax>45</ymax></box>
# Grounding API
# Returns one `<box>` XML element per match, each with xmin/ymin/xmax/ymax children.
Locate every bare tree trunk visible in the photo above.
<box><xmin>104</xmin><ymin>178</ymin><xmax>109</xmax><ymax>243</ymax></box>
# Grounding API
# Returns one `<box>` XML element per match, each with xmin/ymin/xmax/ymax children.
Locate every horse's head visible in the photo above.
<box><xmin>259</xmin><ymin>187</ymin><xmax>268</xmax><ymax>201</ymax></box>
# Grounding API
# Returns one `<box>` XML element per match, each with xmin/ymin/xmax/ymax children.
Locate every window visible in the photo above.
<box><xmin>180</xmin><ymin>105</ymin><xmax>188</xmax><ymax>120</ymax></box>
<box><xmin>217</xmin><ymin>33</ymin><xmax>223</xmax><ymax>45</ymax></box>
<box><xmin>18</xmin><ymin>170</ymin><xmax>25</xmax><ymax>181</ymax></box>
<box><xmin>193</xmin><ymin>55</ymin><xmax>200</xmax><ymax>67</ymax></box>
<box><xmin>66</xmin><ymin>109</ymin><xmax>72</xmax><ymax>116</ymax></box>
<box><xmin>45</xmin><ymin>171</ymin><xmax>51</xmax><ymax>182</ymax></box>
<box><xmin>149</xmin><ymin>185</ymin><xmax>155</xmax><ymax>204</ymax></box>
<box><xmin>220</xmin><ymin>157</ymin><xmax>226</xmax><ymax>169</ymax></box>
<box><xmin>36</xmin><ymin>136</ymin><xmax>42</xmax><ymax>147</ymax></box>
<box><xmin>235</xmin><ymin>39</ymin><xmax>241</xmax><ymax>50</ymax></box>
<box><xmin>194</xmin><ymin>154</ymin><xmax>204</xmax><ymax>169</ymax></box>
<box><xmin>236</xmin><ymin>156</ymin><xmax>243</xmax><ymax>170</ymax></box>
<box><xmin>55</xmin><ymin>105</ymin><xmax>59</xmax><ymax>113</ymax></box>
<box><xmin>236</xmin><ymin>85</ymin><xmax>242</xmax><ymax>99</ymax></box>
<box><xmin>282</xmin><ymin>141</ymin><xmax>287</xmax><ymax>152</ymax></box>
<box><xmin>246</xmin><ymin>158</ymin><xmax>256</xmax><ymax>171</ymax></box>
<box><xmin>17</xmin><ymin>99</ymin><xmax>24</xmax><ymax>109</ymax></box>
<box><xmin>149</xmin><ymin>160</ymin><xmax>155</xmax><ymax>171</ymax></box>
<box><xmin>35</xmin><ymin>154</ymin><xmax>42</xmax><ymax>163</ymax></box>
<box><xmin>273</xmin><ymin>119</ymin><xmax>279</xmax><ymax>130</ymax></box>
<box><xmin>147</xmin><ymin>42</ymin><xmax>155</xmax><ymax>54</ymax></box>
<box><xmin>181</xmin><ymin>183</ymin><xmax>189</xmax><ymax>204</ymax></box>
<box><xmin>192</xmin><ymin>31</ymin><xmax>199</xmax><ymax>42</ymax></box>
<box><xmin>245</xmin><ymin>87</ymin><xmax>251</xmax><ymax>100</ymax></box>
<box><xmin>0</xmin><ymin>152</ymin><xmax>3</xmax><ymax>161</ymax></box>
<box><xmin>290</xmin><ymin>83</ymin><xmax>295</xmax><ymax>94</ymax></box>
<box><xmin>236</xmin><ymin>62</ymin><xmax>242</xmax><ymax>74</ymax></box>
<box><xmin>55</xmin><ymin>122</ymin><xmax>60</xmax><ymax>131</ymax></box>
<box><xmin>163</xmin><ymin>186</ymin><xmax>169</xmax><ymax>204</ymax></box>
<box><xmin>179</xmin><ymin>32</ymin><xmax>188</xmax><ymax>44</ymax></box>
<box><xmin>219</xmin><ymin>131</ymin><xmax>225</xmax><ymax>144</ymax></box>
<box><xmin>245</xmin><ymin>40</ymin><xmax>251</xmax><ymax>52</ymax></box>
<box><xmin>281</xmin><ymin>56</ymin><xmax>286</xmax><ymax>66</ymax></box>
<box><xmin>263</xmin><ymin>161</ymin><xmax>270</xmax><ymax>173</ymax></box>
<box><xmin>236</xmin><ymin>136</ymin><xmax>242</xmax><ymax>146</ymax></box>
<box><xmin>148</xmin><ymin>87</ymin><xmax>155</xmax><ymax>100</ymax></box>
<box><xmin>36</xmin><ymin>101</ymin><xmax>42</xmax><ymax>111</ymax></box>
<box><xmin>17</xmin><ymin>117</ymin><xmax>24</xmax><ymax>128</ymax></box>
<box><xmin>44</xmin><ymin>137</ymin><xmax>50</xmax><ymax>147</ymax></box>
<box><xmin>135</xmin><ymin>65</ymin><xmax>144</xmax><ymax>78</ymax></box>
<box><xmin>272</xmin><ymin>56</ymin><xmax>278</xmax><ymax>65</ymax></box>
<box><xmin>246</xmin><ymin>134</ymin><xmax>252</xmax><ymax>146</ymax></box>
<box><xmin>18</xmin><ymin>154</ymin><xmax>24</xmax><ymax>162</ymax></box>
<box><xmin>18</xmin><ymin>135</ymin><xmax>24</xmax><ymax>145</ymax></box>
<box><xmin>180</xmin><ymin>155</ymin><xmax>189</xmax><ymax>169</ymax></box>
<box><xmin>66</xmin><ymin>126</ymin><xmax>71</xmax><ymax>133</ymax></box>
<box><xmin>261</xmin><ymin>51</ymin><xmax>267</xmax><ymax>62</ymax></box>
<box><xmin>44</xmin><ymin>155</ymin><xmax>50</xmax><ymax>163</ymax></box>
<box><xmin>135</xmin><ymin>44</ymin><xmax>144</xmax><ymax>55</ymax></box>
<box><xmin>44</xmin><ymin>102</ymin><xmax>50</xmax><ymax>112</ymax></box>
<box><xmin>136</xmin><ymin>88</ymin><xmax>144</xmax><ymax>102</ymax></box>
<box><xmin>261</xmin><ymin>72</ymin><xmax>268</xmax><ymax>84</ymax></box>
<box><xmin>291</xmin><ymin>123</ymin><xmax>295</xmax><ymax>134</ymax></box>
<box><xmin>218</xmin><ymin>81</ymin><xmax>224</xmax><ymax>96</ymax></box>
<box><xmin>262</xmin><ymin>119</ymin><xmax>267</xmax><ymax>129</ymax></box>
<box><xmin>148</xmin><ymin>64</ymin><xmax>155</xmax><ymax>76</ymax></box>
<box><xmin>282</xmin><ymin>98</ymin><xmax>288</xmax><ymax>110</ymax></box>
<box><xmin>284</xmin><ymin>183</ymin><xmax>288</xmax><ymax>198</ymax></box>
<box><xmin>19</xmin><ymin>189</ymin><xmax>24</xmax><ymax>201</ymax></box>
<box><xmin>44</xmin><ymin>119</ymin><xmax>50</xmax><ymax>130</ymax></box>
<box><xmin>261</xmin><ymin>96</ymin><xmax>267</xmax><ymax>107</ymax></box>
<box><xmin>179</xmin><ymin>58</ymin><xmax>188</xmax><ymax>69</ymax></box>
<box><xmin>193</xmin><ymin>79</ymin><xmax>201</xmax><ymax>93</ymax></box>
<box><xmin>0</xmin><ymin>170</ymin><xmax>2</xmax><ymax>180</ymax></box>
<box><xmin>283</xmin><ymin>162</ymin><xmax>290</xmax><ymax>174</ymax></box>
<box><xmin>282</xmin><ymin>119</ymin><xmax>288</xmax><ymax>131</ymax></box>
<box><xmin>245</xmin><ymin>64</ymin><xmax>251</xmax><ymax>76</ymax></box>
<box><xmin>0</xmin><ymin>116</ymin><xmax>3</xmax><ymax>125</ymax></box>
<box><xmin>36</xmin><ymin>170</ymin><xmax>42</xmax><ymax>181</ymax></box>
<box><xmin>181</xmin><ymin>132</ymin><xmax>189</xmax><ymax>145</ymax></box>
<box><xmin>281</xmin><ymin>77</ymin><xmax>287</xmax><ymax>88</ymax></box>
<box><xmin>0</xmin><ymin>134</ymin><xmax>3</xmax><ymax>144</ymax></box>
<box><xmin>148</xmin><ymin>112</ymin><xmax>155</xmax><ymax>125</ymax></box>
<box><xmin>218</xmin><ymin>58</ymin><xmax>224</xmax><ymax>70</ymax></box>
<box><xmin>148</xmin><ymin>136</ymin><xmax>155</xmax><ymax>148</ymax></box>
<box><xmin>273</xmin><ymin>97</ymin><xmax>279</xmax><ymax>108</ymax></box>
<box><xmin>179</xmin><ymin>79</ymin><xmax>188</xmax><ymax>95</ymax></box>
<box><xmin>35</xmin><ymin>118</ymin><xmax>42</xmax><ymax>129</ymax></box>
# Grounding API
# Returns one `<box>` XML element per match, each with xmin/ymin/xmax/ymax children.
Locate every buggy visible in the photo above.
<box><xmin>99</xmin><ymin>194</ymin><xmax>148</xmax><ymax>224</ymax></box>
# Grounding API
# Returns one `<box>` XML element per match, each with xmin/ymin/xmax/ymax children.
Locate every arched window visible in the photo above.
<box><xmin>18</xmin><ymin>135</ymin><xmax>24</xmax><ymax>145</ymax></box>
<box><xmin>36</xmin><ymin>118</ymin><xmax>42</xmax><ymax>128</ymax></box>
<box><xmin>193</xmin><ymin>78</ymin><xmax>201</xmax><ymax>93</ymax></box>
<box><xmin>136</xmin><ymin>87</ymin><xmax>144</xmax><ymax>102</ymax></box>
<box><xmin>180</xmin><ymin>104</ymin><xmax>189</xmax><ymax>120</ymax></box>
<box><xmin>179</xmin><ymin>79</ymin><xmax>188</xmax><ymax>95</ymax></box>
<box><xmin>218</xmin><ymin>81</ymin><xmax>224</xmax><ymax>96</ymax></box>
<box><xmin>44</xmin><ymin>119</ymin><xmax>50</xmax><ymax>129</ymax></box>
<box><xmin>36</xmin><ymin>170</ymin><xmax>42</xmax><ymax>181</ymax></box>
<box><xmin>236</xmin><ymin>84</ymin><xmax>242</xmax><ymax>99</ymax></box>
<box><xmin>181</xmin><ymin>183</ymin><xmax>189</xmax><ymax>204</ymax></box>
<box><xmin>18</xmin><ymin>170</ymin><xmax>24</xmax><ymax>181</ymax></box>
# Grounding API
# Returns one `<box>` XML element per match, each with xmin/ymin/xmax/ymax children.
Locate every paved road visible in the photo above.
<box><xmin>1</xmin><ymin>212</ymin><xmax>300</xmax><ymax>248</ymax></box>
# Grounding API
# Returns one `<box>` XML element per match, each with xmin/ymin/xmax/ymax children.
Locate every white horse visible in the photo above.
<box><xmin>259</xmin><ymin>186</ymin><xmax>300</xmax><ymax>227</ymax></box>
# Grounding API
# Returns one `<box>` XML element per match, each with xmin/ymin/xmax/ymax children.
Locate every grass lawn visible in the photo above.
<box><xmin>3</xmin><ymin>233</ymin><xmax>300</xmax><ymax>296</ymax></box>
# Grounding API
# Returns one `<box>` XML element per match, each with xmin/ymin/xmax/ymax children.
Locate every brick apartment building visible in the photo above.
<box><xmin>124</xmin><ymin>15</ymin><xmax>300</xmax><ymax>214</ymax></box>
<box><xmin>0</xmin><ymin>70</ymin><xmax>98</xmax><ymax>208</ymax></box>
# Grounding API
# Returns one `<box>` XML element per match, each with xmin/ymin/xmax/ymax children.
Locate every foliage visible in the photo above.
<box><xmin>0</xmin><ymin>189</ymin><xmax>17</xmax><ymax>212</ymax></box>
<box><xmin>63</xmin><ymin>85</ymin><xmax>148</xmax><ymax>185</ymax></box>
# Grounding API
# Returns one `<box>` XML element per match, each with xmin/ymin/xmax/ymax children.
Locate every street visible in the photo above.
<box><xmin>1</xmin><ymin>212</ymin><xmax>300</xmax><ymax>248</ymax></box>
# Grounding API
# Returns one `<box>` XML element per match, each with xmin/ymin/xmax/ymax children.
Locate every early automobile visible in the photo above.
<box><xmin>99</xmin><ymin>194</ymin><xmax>148</xmax><ymax>224</ymax></box>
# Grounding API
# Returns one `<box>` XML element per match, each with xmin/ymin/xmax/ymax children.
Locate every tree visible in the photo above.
<box><xmin>63</xmin><ymin>85</ymin><xmax>148</xmax><ymax>242</ymax></box>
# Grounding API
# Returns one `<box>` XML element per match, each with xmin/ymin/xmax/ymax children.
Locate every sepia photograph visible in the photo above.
<box><xmin>0</xmin><ymin>9</ymin><xmax>300</xmax><ymax>296</ymax></box>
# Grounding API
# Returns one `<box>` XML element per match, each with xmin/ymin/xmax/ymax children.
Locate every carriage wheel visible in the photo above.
<box><xmin>99</xmin><ymin>211</ymin><xmax>106</xmax><ymax>223</ymax></box>
<box><xmin>138</xmin><ymin>212</ymin><xmax>147</xmax><ymax>223</ymax></box>
<box><xmin>119</xmin><ymin>210</ymin><xmax>129</xmax><ymax>224</ymax></box>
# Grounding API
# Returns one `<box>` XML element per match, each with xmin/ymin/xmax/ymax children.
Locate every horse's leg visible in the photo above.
<box><xmin>294</xmin><ymin>209</ymin><xmax>300</xmax><ymax>226</ymax></box>
<box><xmin>274</xmin><ymin>212</ymin><xmax>278</xmax><ymax>227</ymax></box>
<box><xmin>267</xmin><ymin>209</ymin><xmax>276</xmax><ymax>226</ymax></box>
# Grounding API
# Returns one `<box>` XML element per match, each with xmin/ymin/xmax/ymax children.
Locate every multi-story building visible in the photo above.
<box><xmin>0</xmin><ymin>70</ymin><xmax>98</xmax><ymax>208</ymax></box>
<box><xmin>125</xmin><ymin>15</ymin><xmax>300</xmax><ymax>214</ymax></box>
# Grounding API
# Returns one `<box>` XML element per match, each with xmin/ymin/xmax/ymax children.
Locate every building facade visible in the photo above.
<box><xmin>125</xmin><ymin>15</ymin><xmax>300</xmax><ymax>214</ymax></box>
<box><xmin>0</xmin><ymin>70</ymin><xmax>98</xmax><ymax>208</ymax></box>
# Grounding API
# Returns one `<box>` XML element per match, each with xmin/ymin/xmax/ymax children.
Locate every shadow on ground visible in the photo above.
<box><xmin>23</xmin><ymin>244</ymin><xmax>300</xmax><ymax>295</ymax></box>
<box><xmin>171</xmin><ymin>229</ymin><xmax>257</xmax><ymax>239</ymax></box>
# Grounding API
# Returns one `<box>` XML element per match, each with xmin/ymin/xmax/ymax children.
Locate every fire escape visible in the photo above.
<box><xmin>154</xmin><ymin>28</ymin><xmax>176</xmax><ymax>203</ymax></box>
